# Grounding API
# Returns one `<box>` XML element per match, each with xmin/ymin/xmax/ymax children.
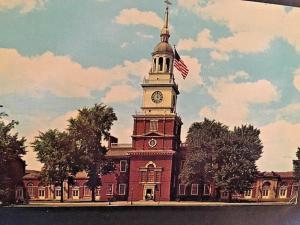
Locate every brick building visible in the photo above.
<box><xmin>16</xmin><ymin>5</ymin><xmax>298</xmax><ymax>203</ymax></box>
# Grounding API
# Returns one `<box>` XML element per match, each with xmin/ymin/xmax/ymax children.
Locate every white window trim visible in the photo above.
<box><xmin>38</xmin><ymin>187</ymin><xmax>45</xmax><ymax>198</ymax></box>
<box><xmin>16</xmin><ymin>188</ymin><xmax>24</xmax><ymax>199</ymax></box>
<box><xmin>179</xmin><ymin>184</ymin><xmax>186</xmax><ymax>195</ymax></box>
<box><xmin>55</xmin><ymin>187</ymin><xmax>61</xmax><ymax>199</ymax></box>
<box><xmin>262</xmin><ymin>188</ymin><xmax>269</xmax><ymax>198</ymax></box>
<box><xmin>120</xmin><ymin>160</ymin><xmax>127</xmax><ymax>173</ymax></box>
<box><xmin>72</xmin><ymin>190</ymin><xmax>79</xmax><ymax>197</ymax></box>
<box><xmin>83</xmin><ymin>186</ymin><xmax>91</xmax><ymax>196</ymax></box>
<box><xmin>119</xmin><ymin>184</ymin><xmax>126</xmax><ymax>195</ymax></box>
<box><xmin>106</xmin><ymin>184</ymin><xmax>114</xmax><ymax>196</ymax></box>
<box><xmin>203</xmin><ymin>184</ymin><xmax>211</xmax><ymax>196</ymax></box>
<box><xmin>279</xmin><ymin>186</ymin><xmax>288</xmax><ymax>198</ymax></box>
<box><xmin>244</xmin><ymin>189</ymin><xmax>252</xmax><ymax>198</ymax></box>
<box><xmin>191</xmin><ymin>184</ymin><xmax>199</xmax><ymax>196</ymax></box>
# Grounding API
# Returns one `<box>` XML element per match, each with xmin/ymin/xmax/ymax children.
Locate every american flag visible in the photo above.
<box><xmin>174</xmin><ymin>48</ymin><xmax>189</xmax><ymax>79</ymax></box>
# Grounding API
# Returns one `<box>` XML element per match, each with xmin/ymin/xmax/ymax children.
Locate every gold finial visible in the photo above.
<box><xmin>161</xmin><ymin>0</ymin><xmax>171</xmax><ymax>42</ymax></box>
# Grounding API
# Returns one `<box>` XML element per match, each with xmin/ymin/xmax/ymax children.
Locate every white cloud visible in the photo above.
<box><xmin>293</xmin><ymin>68</ymin><xmax>300</xmax><ymax>91</ymax></box>
<box><xmin>136</xmin><ymin>31</ymin><xmax>154</xmax><ymax>39</ymax></box>
<box><xmin>177</xmin><ymin>28</ymin><xmax>272</xmax><ymax>58</ymax></box>
<box><xmin>210</xmin><ymin>50</ymin><xmax>229</xmax><ymax>61</ymax></box>
<box><xmin>0</xmin><ymin>0</ymin><xmax>47</xmax><ymax>13</ymax></box>
<box><xmin>177</xmin><ymin>0</ymin><xmax>300</xmax><ymax>54</ymax></box>
<box><xmin>258</xmin><ymin>120</ymin><xmax>300</xmax><ymax>171</ymax></box>
<box><xmin>115</xmin><ymin>8</ymin><xmax>164</xmax><ymax>29</ymax></box>
<box><xmin>175</xmin><ymin>56</ymin><xmax>203</xmax><ymax>92</ymax></box>
<box><xmin>199</xmin><ymin>73</ymin><xmax>278</xmax><ymax>126</ymax></box>
<box><xmin>0</xmin><ymin>48</ymin><xmax>150</xmax><ymax>98</ymax></box>
<box><xmin>101</xmin><ymin>84</ymin><xmax>140</xmax><ymax>104</ymax></box>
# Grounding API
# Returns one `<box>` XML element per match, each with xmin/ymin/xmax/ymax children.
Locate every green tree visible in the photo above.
<box><xmin>0</xmin><ymin>106</ymin><xmax>26</xmax><ymax>204</ymax></box>
<box><xmin>179</xmin><ymin>119</ymin><xmax>229</xmax><ymax>190</ymax></box>
<box><xmin>32</xmin><ymin>129</ymin><xmax>73</xmax><ymax>202</ymax></box>
<box><xmin>180</xmin><ymin>119</ymin><xmax>263</xmax><ymax>201</ymax></box>
<box><xmin>214</xmin><ymin>125</ymin><xmax>263</xmax><ymax>201</ymax></box>
<box><xmin>68</xmin><ymin>104</ymin><xmax>117</xmax><ymax>202</ymax></box>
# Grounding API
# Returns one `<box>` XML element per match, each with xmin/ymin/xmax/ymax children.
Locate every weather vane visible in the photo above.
<box><xmin>164</xmin><ymin>0</ymin><xmax>172</xmax><ymax>6</ymax></box>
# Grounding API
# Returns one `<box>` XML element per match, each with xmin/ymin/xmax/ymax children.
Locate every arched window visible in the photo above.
<box><xmin>159</xmin><ymin>57</ymin><xmax>163</xmax><ymax>71</ymax></box>
<box><xmin>262</xmin><ymin>182</ymin><xmax>271</xmax><ymax>198</ymax></box>
<box><xmin>166</xmin><ymin>58</ymin><xmax>170</xmax><ymax>72</ymax></box>
<box><xmin>147</xmin><ymin>164</ymin><xmax>155</xmax><ymax>182</ymax></box>
<box><xmin>153</xmin><ymin>58</ymin><xmax>157</xmax><ymax>72</ymax></box>
<box><xmin>27</xmin><ymin>183</ymin><xmax>34</xmax><ymax>197</ymax></box>
<box><xmin>140</xmin><ymin>161</ymin><xmax>161</xmax><ymax>183</ymax></box>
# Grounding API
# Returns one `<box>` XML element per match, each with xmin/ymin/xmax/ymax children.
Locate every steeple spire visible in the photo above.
<box><xmin>160</xmin><ymin>2</ymin><xmax>170</xmax><ymax>43</ymax></box>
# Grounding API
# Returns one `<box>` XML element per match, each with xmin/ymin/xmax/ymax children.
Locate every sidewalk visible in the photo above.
<box><xmin>12</xmin><ymin>201</ymin><xmax>294</xmax><ymax>207</ymax></box>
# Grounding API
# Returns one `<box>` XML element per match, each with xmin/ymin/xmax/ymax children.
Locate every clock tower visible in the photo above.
<box><xmin>128</xmin><ymin>5</ymin><xmax>183</xmax><ymax>201</ymax></box>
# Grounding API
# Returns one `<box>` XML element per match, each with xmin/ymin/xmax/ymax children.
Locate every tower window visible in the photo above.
<box><xmin>153</xmin><ymin>58</ymin><xmax>157</xmax><ymax>72</ymax></box>
<box><xmin>150</xmin><ymin>120</ymin><xmax>158</xmax><ymax>131</ymax></box>
<box><xmin>120</xmin><ymin>160</ymin><xmax>127</xmax><ymax>172</ymax></box>
<box><xmin>166</xmin><ymin>58</ymin><xmax>170</xmax><ymax>72</ymax></box>
<box><xmin>159</xmin><ymin>57</ymin><xmax>163</xmax><ymax>71</ymax></box>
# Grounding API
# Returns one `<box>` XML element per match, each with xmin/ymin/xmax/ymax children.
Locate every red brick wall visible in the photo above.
<box><xmin>128</xmin><ymin>155</ymin><xmax>173</xmax><ymax>201</ymax></box>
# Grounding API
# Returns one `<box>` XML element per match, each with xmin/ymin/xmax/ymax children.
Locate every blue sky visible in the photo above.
<box><xmin>1</xmin><ymin>0</ymin><xmax>300</xmax><ymax>171</ymax></box>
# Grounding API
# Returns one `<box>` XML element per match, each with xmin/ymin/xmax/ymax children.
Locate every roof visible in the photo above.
<box><xmin>259</xmin><ymin>171</ymin><xmax>294</xmax><ymax>178</ymax></box>
<box><xmin>23</xmin><ymin>170</ymin><xmax>41</xmax><ymax>179</ymax></box>
<box><xmin>106</xmin><ymin>148</ymin><xmax>130</xmax><ymax>158</ymax></box>
<box><xmin>153</xmin><ymin>42</ymin><xmax>173</xmax><ymax>55</ymax></box>
<box><xmin>75</xmin><ymin>171</ymin><xmax>88</xmax><ymax>179</ymax></box>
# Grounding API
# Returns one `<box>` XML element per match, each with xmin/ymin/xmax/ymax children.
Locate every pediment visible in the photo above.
<box><xmin>144</xmin><ymin>131</ymin><xmax>163</xmax><ymax>137</ymax></box>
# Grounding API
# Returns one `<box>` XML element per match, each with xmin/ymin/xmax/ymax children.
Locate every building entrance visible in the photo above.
<box><xmin>143</xmin><ymin>185</ymin><xmax>155</xmax><ymax>201</ymax></box>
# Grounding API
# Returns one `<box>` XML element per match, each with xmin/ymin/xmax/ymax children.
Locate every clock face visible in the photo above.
<box><xmin>151</xmin><ymin>91</ymin><xmax>163</xmax><ymax>103</ymax></box>
<box><xmin>148</xmin><ymin>138</ymin><xmax>157</xmax><ymax>148</ymax></box>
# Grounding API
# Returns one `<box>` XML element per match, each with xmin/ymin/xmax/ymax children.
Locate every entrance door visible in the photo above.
<box><xmin>143</xmin><ymin>185</ymin><xmax>155</xmax><ymax>201</ymax></box>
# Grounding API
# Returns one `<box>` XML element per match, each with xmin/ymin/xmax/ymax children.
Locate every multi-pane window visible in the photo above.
<box><xmin>155</xmin><ymin>171</ymin><xmax>161</xmax><ymax>182</ymax></box>
<box><xmin>120</xmin><ymin>160</ymin><xmax>127</xmax><ymax>172</ymax></box>
<box><xmin>72</xmin><ymin>189</ymin><xmax>79</xmax><ymax>197</ymax></box>
<box><xmin>292</xmin><ymin>184</ymin><xmax>298</xmax><ymax>197</ymax></box>
<box><xmin>84</xmin><ymin>186</ymin><xmax>91</xmax><ymax>196</ymax></box>
<box><xmin>191</xmin><ymin>184</ymin><xmax>199</xmax><ymax>195</ymax></box>
<box><xmin>244</xmin><ymin>189</ymin><xmax>252</xmax><ymax>197</ymax></box>
<box><xmin>55</xmin><ymin>187</ymin><xmax>61</xmax><ymax>198</ymax></box>
<box><xmin>141</xmin><ymin>171</ymin><xmax>147</xmax><ymax>182</ymax></box>
<box><xmin>178</xmin><ymin>184</ymin><xmax>186</xmax><ymax>195</ymax></box>
<box><xmin>262</xmin><ymin>182</ymin><xmax>270</xmax><ymax>198</ymax></box>
<box><xmin>96</xmin><ymin>187</ymin><xmax>101</xmax><ymax>196</ymax></box>
<box><xmin>150</xmin><ymin>120</ymin><xmax>158</xmax><ymax>131</ymax></box>
<box><xmin>203</xmin><ymin>184</ymin><xmax>211</xmax><ymax>196</ymax></box>
<box><xmin>106</xmin><ymin>184</ymin><xmax>113</xmax><ymax>195</ymax></box>
<box><xmin>147</xmin><ymin>166</ymin><xmax>155</xmax><ymax>182</ymax></box>
<box><xmin>279</xmin><ymin>186</ymin><xmax>287</xmax><ymax>198</ymax></box>
<box><xmin>27</xmin><ymin>183</ymin><xmax>34</xmax><ymax>197</ymax></box>
<box><xmin>16</xmin><ymin>188</ymin><xmax>23</xmax><ymax>199</ymax></box>
<box><xmin>38</xmin><ymin>188</ymin><xmax>45</xmax><ymax>198</ymax></box>
<box><xmin>119</xmin><ymin>184</ymin><xmax>126</xmax><ymax>195</ymax></box>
